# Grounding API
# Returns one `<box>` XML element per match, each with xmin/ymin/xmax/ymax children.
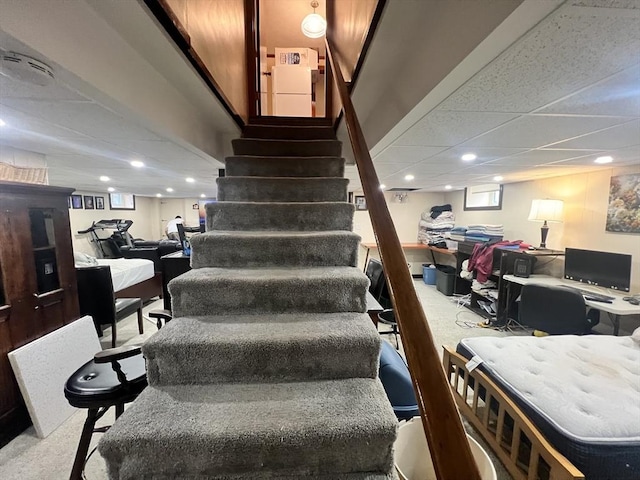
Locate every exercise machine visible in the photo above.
<box><xmin>77</xmin><ymin>219</ymin><xmax>135</xmax><ymax>258</ymax></box>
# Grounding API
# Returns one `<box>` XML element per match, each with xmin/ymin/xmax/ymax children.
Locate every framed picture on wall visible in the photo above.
<box><xmin>71</xmin><ymin>194</ymin><xmax>83</xmax><ymax>209</ymax></box>
<box><xmin>95</xmin><ymin>196</ymin><xmax>105</xmax><ymax>210</ymax></box>
<box><xmin>606</xmin><ymin>173</ymin><xmax>640</xmax><ymax>233</ymax></box>
<box><xmin>109</xmin><ymin>193</ymin><xmax>136</xmax><ymax>210</ymax></box>
<box><xmin>354</xmin><ymin>195</ymin><xmax>367</xmax><ymax>211</ymax></box>
<box><xmin>84</xmin><ymin>195</ymin><xmax>94</xmax><ymax>210</ymax></box>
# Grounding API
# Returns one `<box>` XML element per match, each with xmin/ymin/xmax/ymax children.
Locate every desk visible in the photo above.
<box><xmin>502</xmin><ymin>274</ymin><xmax>640</xmax><ymax>335</ymax></box>
<box><xmin>361</xmin><ymin>242</ymin><xmax>456</xmax><ymax>272</ymax></box>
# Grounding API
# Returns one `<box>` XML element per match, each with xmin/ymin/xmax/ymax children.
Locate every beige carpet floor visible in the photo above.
<box><xmin>0</xmin><ymin>282</ymin><xmax>523</xmax><ymax>480</ymax></box>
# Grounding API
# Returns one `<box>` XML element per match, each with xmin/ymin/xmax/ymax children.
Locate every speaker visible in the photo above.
<box><xmin>514</xmin><ymin>257</ymin><xmax>533</xmax><ymax>278</ymax></box>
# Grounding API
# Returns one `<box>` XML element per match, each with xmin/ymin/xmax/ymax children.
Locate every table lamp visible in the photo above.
<box><xmin>528</xmin><ymin>199</ymin><xmax>564</xmax><ymax>249</ymax></box>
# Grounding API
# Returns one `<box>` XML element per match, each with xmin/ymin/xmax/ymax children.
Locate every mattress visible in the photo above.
<box><xmin>457</xmin><ymin>335</ymin><xmax>640</xmax><ymax>480</ymax></box>
<box><xmin>96</xmin><ymin>258</ymin><xmax>154</xmax><ymax>293</ymax></box>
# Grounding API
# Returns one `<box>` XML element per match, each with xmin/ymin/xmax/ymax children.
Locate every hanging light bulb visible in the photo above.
<box><xmin>301</xmin><ymin>1</ymin><xmax>326</xmax><ymax>38</ymax></box>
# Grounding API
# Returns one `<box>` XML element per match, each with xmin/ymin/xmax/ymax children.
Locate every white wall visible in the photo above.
<box><xmin>445</xmin><ymin>165</ymin><xmax>640</xmax><ymax>293</ymax></box>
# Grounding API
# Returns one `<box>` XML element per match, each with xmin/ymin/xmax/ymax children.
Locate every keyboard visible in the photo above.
<box><xmin>569</xmin><ymin>287</ymin><xmax>615</xmax><ymax>302</ymax></box>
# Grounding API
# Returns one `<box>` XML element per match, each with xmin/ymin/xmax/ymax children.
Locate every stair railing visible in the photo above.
<box><xmin>325</xmin><ymin>38</ymin><xmax>482</xmax><ymax>480</ymax></box>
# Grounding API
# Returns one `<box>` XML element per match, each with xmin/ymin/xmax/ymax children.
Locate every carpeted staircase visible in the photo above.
<box><xmin>98</xmin><ymin>122</ymin><xmax>399</xmax><ymax>479</ymax></box>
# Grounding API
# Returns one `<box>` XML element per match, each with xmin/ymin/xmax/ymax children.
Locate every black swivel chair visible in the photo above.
<box><xmin>64</xmin><ymin>344</ymin><xmax>147</xmax><ymax>480</ymax></box>
<box><xmin>365</xmin><ymin>258</ymin><xmax>399</xmax><ymax>349</ymax></box>
<box><xmin>519</xmin><ymin>284</ymin><xmax>596</xmax><ymax>335</ymax></box>
<box><xmin>76</xmin><ymin>265</ymin><xmax>144</xmax><ymax>348</ymax></box>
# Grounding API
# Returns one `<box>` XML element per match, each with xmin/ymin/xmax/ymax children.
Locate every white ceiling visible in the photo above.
<box><xmin>1</xmin><ymin>0</ymin><xmax>639</xmax><ymax>198</ymax></box>
<box><xmin>345</xmin><ymin>0</ymin><xmax>640</xmax><ymax>192</ymax></box>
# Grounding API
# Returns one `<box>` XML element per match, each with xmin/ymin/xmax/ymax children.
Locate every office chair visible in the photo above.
<box><xmin>519</xmin><ymin>284</ymin><xmax>595</xmax><ymax>335</ymax></box>
<box><xmin>378</xmin><ymin>341</ymin><xmax>419</xmax><ymax>420</ymax></box>
<box><xmin>365</xmin><ymin>259</ymin><xmax>399</xmax><ymax>348</ymax></box>
<box><xmin>64</xmin><ymin>344</ymin><xmax>147</xmax><ymax>480</ymax></box>
<box><xmin>76</xmin><ymin>265</ymin><xmax>144</xmax><ymax>347</ymax></box>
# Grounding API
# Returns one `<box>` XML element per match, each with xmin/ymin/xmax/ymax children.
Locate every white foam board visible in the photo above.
<box><xmin>8</xmin><ymin>316</ymin><xmax>101</xmax><ymax>438</ymax></box>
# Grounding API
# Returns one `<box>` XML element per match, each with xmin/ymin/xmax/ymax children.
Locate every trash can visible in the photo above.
<box><xmin>394</xmin><ymin>418</ymin><xmax>496</xmax><ymax>480</ymax></box>
<box><xmin>422</xmin><ymin>264</ymin><xmax>437</xmax><ymax>285</ymax></box>
<box><xmin>436</xmin><ymin>265</ymin><xmax>456</xmax><ymax>296</ymax></box>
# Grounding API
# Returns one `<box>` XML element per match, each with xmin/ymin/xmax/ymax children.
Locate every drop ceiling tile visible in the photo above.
<box><xmin>0</xmin><ymin>99</ymin><xmax>161</xmax><ymax>141</ymax></box>
<box><xmin>462</xmin><ymin>115</ymin><xmax>627</xmax><ymax>148</ymax></box>
<box><xmin>537</xmin><ymin>64</ymin><xmax>640</xmax><ymax>116</ymax></box>
<box><xmin>394</xmin><ymin>111</ymin><xmax>518</xmax><ymax>146</ymax></box>
<box><xmin>0</xmin><ymin>104</ymin><xmax>92</xmax><ymax>139</ymax></box>
<box><xmin>0</xmin><ymin>74</ymin><xmax>90</xmax><ymax>102</ymax></box>
<box><xmin>486</xmin><ymin>149</ymin><xmax>598</xmax><ymax>166</ymax></box>
<box><xmin>546</xmin><ymin>119</ymin><xmax>640</xmax><ymax>149</ymax></box>
<box><xmin>115</xmin><ymin>139</ymin><xmax>211</xmax><ymax>162</ymax></box>
<box><xmin>438</xmin><ymin>5</ymin><xmax>640</xmax><ymax>113</ymax></box>
<box><xmin>419</xmin><ymin>147</ymin><xmax>529</xmax><ymax>165</ymax></box>
<box><xmin>373</xmin><ymin>145</ymin><xmax>447</xmax><ymax>164</ymax></box>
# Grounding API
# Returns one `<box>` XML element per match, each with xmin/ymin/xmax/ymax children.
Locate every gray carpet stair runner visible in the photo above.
<box><xmin>98</xmin><ymin>125</ymin><xmax>398</xmax><ymax>479</ymax></box>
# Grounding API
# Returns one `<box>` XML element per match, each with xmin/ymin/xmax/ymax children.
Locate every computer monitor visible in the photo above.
<box><xmin>564</xmin><ymin>248</ymin><xmax>632</xmax><ymax>292</ymax></box>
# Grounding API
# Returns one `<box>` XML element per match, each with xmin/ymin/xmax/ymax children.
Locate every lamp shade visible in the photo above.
<box><xmin>301</xmin><ymin>13</ymin><xmax>326</xmax><ymax>38</ymax></box>
<box><xmin>528</xmin><ymin>199</ymin><xmax>564</xmax><ymax>223</ymax></box>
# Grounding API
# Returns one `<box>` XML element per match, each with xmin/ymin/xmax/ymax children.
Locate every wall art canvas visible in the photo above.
<box><xmin>606</xmin><ymin>173</ymin><xmax>640</xmax><ymax>233</ymax></box>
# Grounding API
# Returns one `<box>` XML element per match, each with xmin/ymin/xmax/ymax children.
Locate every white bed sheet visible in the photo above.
<box><xmin>459</xmin><ymin>335</ymin><xmax>640</xmax><ymax>443</ymax></box>
<box><xmin>96</xmin><ymin>258</ymin><xmax>154</xmax><ymax>292</ymax></box>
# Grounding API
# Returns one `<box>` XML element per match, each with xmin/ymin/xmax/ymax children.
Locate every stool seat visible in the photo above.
<box><xmin>65</xmin><ymin>356</ymin><xmax>147</xmax><ymax>409</ymax></box>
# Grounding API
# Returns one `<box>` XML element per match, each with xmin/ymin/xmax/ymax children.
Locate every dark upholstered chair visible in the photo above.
<box><xmin>76</xmin><ymin>265</ymin><xmax>143</xmax><ymax>347</ymax></box>
<box><xmin>519</xmin><ymin>284</ymin><xmax>596</xmax><ymax>335</ymax></box>
<box><xmin>365</xmin><ymin>259</ymin><xmax>399</xmax><ymax>348</ymax></box>
<box><xmin>65</xmin><ymin>344</ymin><xmax>147</xmax><ymax>480</ymax></box>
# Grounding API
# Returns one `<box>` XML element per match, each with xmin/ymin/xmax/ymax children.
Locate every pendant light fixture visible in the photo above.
<box><xmin>301</xmin><ymin>1</ymin><xmax>327</xmax><ymax>38</ymax></box>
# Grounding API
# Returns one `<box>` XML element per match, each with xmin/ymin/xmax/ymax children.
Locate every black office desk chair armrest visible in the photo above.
<box><xmin>94</xmin><ymin>344</ymin><xmax>142</xmax><ymax>364</ymax></box>
<box><xmin>149</xmin><ymin>309</ymin><xmax>173</xmax><ymax>329</ymax></box>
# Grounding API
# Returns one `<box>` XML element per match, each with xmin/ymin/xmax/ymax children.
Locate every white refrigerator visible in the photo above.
<box><xmin>271</xmin><ymin>65</ymin><xmax>312</xmax><ymax>117</ymax></box>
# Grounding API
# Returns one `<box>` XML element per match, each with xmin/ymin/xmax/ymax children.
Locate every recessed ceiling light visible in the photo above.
<box><xmin>166</xmin><ymin>187</ymin><xmax>174</xmax><ymax>192</ymax></box>
<box><xmin>379</xmin><ymin>184</ymin><xmax>386</xmax><ymax>190</ymax></box>
<box><xmin>99</xmin><ymin>175</ymin><xmax>110</xmax><ymax>182</ymax></box>
<box><xmin>156</xmin><ymin>193</ymin><xmax>162</xmax><ymax>198</ymax></box>
<box><xmin>186</xmin><ymin>177</ymin><xmax>195</xmax><ymax>183</ymax></box>
<box><xmin>493</xmin><ymin>175</ymin><xmax>503</xmax><ymax>182</ymax></box>
<box><xmin>445</xmin><ymin>185</ymin><xmax>452</xmax><ymax>190</ymax></box>
<box><xmin>130</xmin><ymin>160</ymin><xmax>144</xmax><ymax>168</ymax></box>
<box><xmin>0</xmin><ymin>119</ymin><xmax>5</xmax><ymax>127</ymax></box>
<box><xmin>107</xmin><ymin>187</ymin><xmax>115</xmax><ymax>192</ymax></box>
<box><xmin>461</xmin><ymin>153</ymin><xmax>477</xmax><ymax>161</ymax></box>
<box><xmin>200</xmin><ymin>193</ymin><xmax>206</xmax><ymax>198</ymax></box>
<box><xmin>594</xmin><ymin>156</ymin><xmax>613</xmax><ymax>164</ymax></box>
<box><xmin>404</xmin><ymin>174</ymin><xmax>415</xmax><ymax>181</ymax></box>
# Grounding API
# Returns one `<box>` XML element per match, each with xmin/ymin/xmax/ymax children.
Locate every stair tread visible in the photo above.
<box><xmin>172</xmin><ymin>265</ymin><xmax>367</xmax><ymax>280</ymax></box>
<box><xmin>143</xmin><ymin>313</ymin><xmax>380</xmax><ymax>385</ymax></box>
<box><xmin>99</xmin><ymin>379</ymin><xmax>396</xmax><ymax>476</ymax></box>
<box><xmin>145</xmin><ymin>312</ymin><xmax>377</xmax><ymax>345</ymax></box>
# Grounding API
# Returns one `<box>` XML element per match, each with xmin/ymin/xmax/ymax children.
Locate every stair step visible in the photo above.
<box><xmin>190</xmin><ymin>231</ymin><xmax>361</xmax><ymax>268</ymax></box>
<box><xmin>217</xmin><ymin>177</ymin><xmax>348</xmax><ymax>202</ymax></box>
<box><xmin>169</xmin><ymin>266</ymin><xmax>369</xmax><ymax>317</ymax></box>
<box><xmin>247</xmin><ymin>116</ymin><xmax>333</xmax><ymax>126</ymax></box>
<box><xmin>243</xmin><ymin>124</ymin><xmax>336</xmax><ymax>140</ymax></box>
<box><xmin>206</xmin><ymin>201</ymin><xmax>354</xmax><ymax>231</ymax></box>
<box><xmin>98</xmin><ymin>379</ymin><xmax>397</xmax><ymax>479</ymax></box>
<box><xmin>143</xmin><ymin>313</ymin><xmax>380</xmax><ymax>386</ymax></box>
<box><xmin>232</xmin><ymin>138</ymin><xmax>342</xmax><ymax>157</ymax></box>
<box><xmin>225</xmin><ymin>155</ymin><xmax>345</xmax><ymax>177</ymax></box>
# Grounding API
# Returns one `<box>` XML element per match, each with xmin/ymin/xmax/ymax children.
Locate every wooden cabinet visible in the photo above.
<box><xmin>0</xmin><ymin>181</ymin><xmax>80</xmax><ymax>447</ymax></box>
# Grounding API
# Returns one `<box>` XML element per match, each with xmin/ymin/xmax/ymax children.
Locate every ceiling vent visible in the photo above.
<box><xmin>0</xmin><ymin>52</ymin><xmax>55</xmax><ymax>86</ymax></box>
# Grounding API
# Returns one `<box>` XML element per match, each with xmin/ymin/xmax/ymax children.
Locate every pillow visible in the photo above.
<box><xmin>74</xmin><ymin>251</ymin><xmax>98</xmax><ymax>267</ymax></box>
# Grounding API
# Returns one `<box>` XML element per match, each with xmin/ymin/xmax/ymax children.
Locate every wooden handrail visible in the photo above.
<box><xmin>325</xmin><ymin>38</ymin><xmax>482</xmax><ymax>480</ymax></box>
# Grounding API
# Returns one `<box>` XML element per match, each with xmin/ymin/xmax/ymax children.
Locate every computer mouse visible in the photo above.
<box><xmin>629</xmin><ymin>298</ymin><xmax>640</xmax><ymax>305</ymax></box>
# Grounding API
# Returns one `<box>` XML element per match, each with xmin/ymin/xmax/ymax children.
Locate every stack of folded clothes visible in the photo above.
<box><xmin>445</xmin><ymin>227</ymin><xmax>467</xmax><ymax>242</ymax></box>
<box><xmin>418</xmin><ymin>205</ymin><xmax>455</xmax><ymax>248</ymax></box>
<box><xmin>465</xmin><ymin>224</ymin><xmax>504</xmax><ymax>242</ymax></box>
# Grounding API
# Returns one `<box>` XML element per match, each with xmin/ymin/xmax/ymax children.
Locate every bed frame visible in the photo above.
<box><xmin>442</xmin><ymin>346</ymin><xmax>584</xmax><ymax>480</ymax></box>
<box><xmin>115</xmin><ymin>272</ymin><xmax>163</xmax><ymax>304</ymax></box>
